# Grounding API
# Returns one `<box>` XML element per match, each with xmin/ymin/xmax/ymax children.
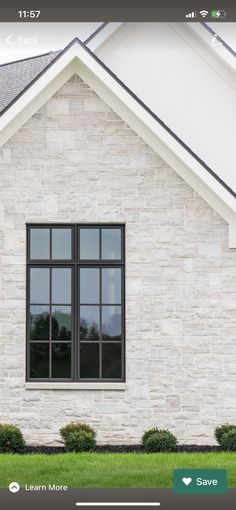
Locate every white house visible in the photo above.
<box><xmin>0</xmin><ymin>22</ymin><xmax>236</xmax><ymax>445</ymax></box>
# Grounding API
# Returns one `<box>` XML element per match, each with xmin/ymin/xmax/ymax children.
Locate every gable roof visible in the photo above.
<box><xmin>1</xmin><ymin>36</ymin><xmax>236</xmax><ymax>247</ymax></box>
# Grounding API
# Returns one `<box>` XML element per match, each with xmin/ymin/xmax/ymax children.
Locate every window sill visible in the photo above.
<box><xmin>25</xmin><ymin>382</ymin><xmax>126</xmax><ymax>390</ymax></box>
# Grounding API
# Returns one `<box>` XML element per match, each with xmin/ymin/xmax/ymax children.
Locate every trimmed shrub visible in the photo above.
<box><xmin>60</xmin><ymin>422</ymin><xmax>96</xmax><ymax>452</ymax></box>
<box><xmin>214</xmin><ymin>423</ymin><xmax>236</xmax><ymax>446</ymax></box>
<box><xmin>142</xmin><ymin>428</ymin><xmax>177</xmax><ymax>452</ymax></box>
<box><xmin>63</xmin><ymin>430</ymin><xmax>96</xmax><ymax>452</ymax></box>
<box><xmin>220</xmin><ymin>429</ymin><xmax>236</xmax><ymax>451</ymax></box>
<box><xmin>0</xmin><ymin>424</ymin><xmax>25</xmax><ymax>452</ymax></box>
<box><xmin>142</xmin><ymin>428</ymin><xmax>160</xmax><ymax>444</ymax></box>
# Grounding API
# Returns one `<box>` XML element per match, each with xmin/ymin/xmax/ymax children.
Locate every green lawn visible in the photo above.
<box><xmin>0</xmin><ymin>452</ymin><xmax>235</xmax><ymax>488</ymax></box>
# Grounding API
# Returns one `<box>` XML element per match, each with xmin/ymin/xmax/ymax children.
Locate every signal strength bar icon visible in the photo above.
<box><xmin>186</xmin><ymin>11</ymin><xmax>196</xmax><ymax>18</ymax></box>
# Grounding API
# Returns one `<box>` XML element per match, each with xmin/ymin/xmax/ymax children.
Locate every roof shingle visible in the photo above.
<box><xmin>0</xmin><ymin>50</ymin><xmax>61</xmax><ymax>114</ymax></box>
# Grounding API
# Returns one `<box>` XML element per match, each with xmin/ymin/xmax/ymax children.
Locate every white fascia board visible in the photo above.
<box><xmin>87</xmin><ymin>23</ymin><xmax>123</xmax><ymax>52</ymax></box>
<box><xmin>185</xmin><ymin>23</ymin><xmax>236</xmax><ymax>78</ymax></box>
<box><xmin>1</xmin><ymin>41</ymin><xmax>236</xmax><ymax>246</ymax></box>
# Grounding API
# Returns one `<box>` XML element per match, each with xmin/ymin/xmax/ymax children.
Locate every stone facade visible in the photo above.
<box><xmin>0</xmin><ymin>74</ymin><xmax>236</xmax><ymax>445</ymax></box>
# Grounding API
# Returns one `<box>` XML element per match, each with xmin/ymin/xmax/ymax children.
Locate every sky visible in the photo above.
<box><xmin>0</xmin><ymin>22</ymin><xmax>235</xmax><ymax>65</ymax></box>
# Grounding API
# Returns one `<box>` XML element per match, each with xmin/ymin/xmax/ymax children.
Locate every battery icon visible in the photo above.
<box><xmin>211</xmin><ymin>10</ymin><xmax>227</xmax><ymax>18</ymax></box>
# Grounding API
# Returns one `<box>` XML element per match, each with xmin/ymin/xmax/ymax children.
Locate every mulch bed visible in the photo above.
<box><xmin>6</xmin><ymin>444</ymin><xmax>223</xmax><ymax>455</ymax></box>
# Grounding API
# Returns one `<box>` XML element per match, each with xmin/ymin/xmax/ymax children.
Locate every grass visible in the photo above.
<box><xmin>0</xmin><ymin>452</ymin><xmax>236</xmax><ymax>488</ymax></box>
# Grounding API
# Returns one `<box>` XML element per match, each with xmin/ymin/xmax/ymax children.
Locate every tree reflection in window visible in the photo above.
<box><xmin>52</xmin><ymin>307</ymin><xmax>71</xmax><ymax>341</ymax></box>
<box><xmin>30</xmin><ymin>307</ymin><xmax>49</xmax><ymax>340</ymax></box>
<box><xmin>80</xmin><ymin>318</ymin><xmax>99</xmax><ymax>341</ymax></box>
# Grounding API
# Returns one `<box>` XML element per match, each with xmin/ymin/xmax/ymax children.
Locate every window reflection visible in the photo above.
<box><xmin>30</xmin><ymin>268</ymin><xmax>50</xmax><ymax>304</ymax></box>
<box><xmin>102</xmin><ymin>343</ymin><xmax>121</xmax><ymax>378</ymax></box>
<box><xmin>30</xmin><ymin>228</ymin><xmax>50</xmax><ymax>260</ymax></box>
<box><xmin>80</xmin><ymin>268</ymin><xmax>99</xmax><ymax>304</ymax></box>
<box><xmin>80</xmin><ymin>229</ymin><xmax>99</xmax><ymax>259</ymax></box>
<box><xmin>30</xmin><ymin>343</ymin><xmax>49</xmax><ymax>378</ymax></box>
<box><xmin>80</xmin><ymin>343</ymin><xmax>99</xmax><ymax>378</ymax></box>
<box><xmin>52</xmin><ymin>229</ymin><xmax>72</xmax><ymax>260</ymax></box>
<box><xmin>102</xmin><ymin>229</ymin><xmax>121</xmax><ymax>259</ymax></box>
<box><xmin>52</xmin><ymin>268</ymin><xmax>71</xmax><ymax>304</ymax></box>
<box><xmin>52</xmin><ymin>343</ymin><xmax>71</xmax><ymax>378</ymax></box>
<box><xmin>30</xmin><ymin>305</ymin><xmax>49</xmax><ymax>340</ymax></box>
<box><xmin>102</xmin><ymin>268</ymin><xmax>121</xmax><ymax>304</ymax></box>
<box><xmin>102</xmin><ymin>306</ymin><xmax>121</xmax><ymax>341</ymax></box>
<box><xmin>52</xmin><ymin>306</ymin><xmax>71</xmax><ymax>341</ymax></box>
<box><xmin>80</xmin><ymin>306</ymin><xmax>99</xmax><ymax>341</ymax></box>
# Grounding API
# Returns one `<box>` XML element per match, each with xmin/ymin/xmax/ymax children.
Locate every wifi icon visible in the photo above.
<box><xmin>199</xmin><ymin>10</ymin><xmax>209</xmax><ymax>17</ymax></box>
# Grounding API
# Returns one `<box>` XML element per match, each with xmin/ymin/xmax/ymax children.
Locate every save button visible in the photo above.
<box><xmin>173</xmin><ymin>469</ymin><xmax>227</xmax><ymax>494</ymax></box>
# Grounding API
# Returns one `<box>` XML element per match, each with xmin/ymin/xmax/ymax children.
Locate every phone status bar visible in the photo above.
<box><xmin>0</xmin><ymin>2</ymin><xmax>236</xmax><ymax>22</ymax></box>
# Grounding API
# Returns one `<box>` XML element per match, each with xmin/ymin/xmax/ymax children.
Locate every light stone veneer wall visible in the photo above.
<box><xmin>0</xmin><ymin>74</ymin><xmax>236</xmax><ymax>446</ymax></box>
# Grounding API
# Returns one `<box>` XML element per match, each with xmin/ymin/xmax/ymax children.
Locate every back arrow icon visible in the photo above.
<box><xmin>6</xmin><ymin>34</ymin><xmax>13</xmax><ymax>45</ymax></box>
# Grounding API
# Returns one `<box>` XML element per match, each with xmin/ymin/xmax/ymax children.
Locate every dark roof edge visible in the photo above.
<box><xmin>202</xmin><ymin>22</ymin><xmax>236</xmax><ymax>57</ymax></box>
<box><xmin>84</xmin><ymin>22</ymin><xmax>109</xmax><ymax>45</ymax></box>
<box><xmin>1</xmin><ymin>36</ymin><xmax>235</xmax><ymax>200</ymax></box>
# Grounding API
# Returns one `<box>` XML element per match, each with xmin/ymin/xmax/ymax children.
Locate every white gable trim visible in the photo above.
<box><xmin>86</xmin><ymin>22</ymin><xmax>123</xmax><ymax>52</ymax></box>
<box><xmin>1</xmin><ymin>40</ymin><xmax>236</xmax><ymax>247</ymax></box>
<box><xmin>187</xmin><ymin>23</ymin><xmax>236</xmax><ymax>76</ymax></box>
<box><xmin>171</xmin><ymin>23</ymin><xmax>236</xmax><ymax>92</ymax></box>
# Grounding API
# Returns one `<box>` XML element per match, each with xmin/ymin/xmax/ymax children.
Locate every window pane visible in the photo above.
<box><xmin>102</xmin><ymin>306</ymin><xmax>121</xmax><ymax>341</ymax></box>
<box><xmin>30</xmin><ymin>343</ymin><xmax>49</xmax><ymax>379</ymax></box>
<box><xmin>80</xmin><ymin>306</ymin><xmax>99</xmax><ymax>341</ymax></box>
<box><xmin>102</xmin><ymin>343</ymin><xmax>121</xmax><ymax>379</ymax></box>
<box><xmin>30</xmin><ymin>305</ymin><xmax>49</xmax><ymax>340</ymax></box>
<box><xmin>30</xmin><ymin>268</ymin><xmax>50</xmax><ymax>304</ymax></box>
<box><xmin>30</xmin><ymin>228</ymin><xmax>50</xmax><ymax>260</ymax></box>
<box><xmin>52</xmin><ymin>229</ymin><xmax>72</xmax><ymax>260</ymax></box>
<box><xmin>102</xmin><ymin>229</ymin><xmax>121</xmax><ymax>259</ymax></box>
<box><xmin>80</xmin><ymin>229</ymin><xmax>99</xmax><ymax>259</ymax></box>
<box><xmin>52</xmin><ymin>268</ymin><xmax>71</xmax><ymax>304</ymax></box>
<box><xmin>80</xmin><ymin>268</ymin><xmax>99</xmax><ymax>304</ymax></box>
<box><xmin>102</xmin><ymin>268</ymin><xmax>121</xmax><ymax>304</ymax></box>
<box><xmin>52</xmin><ymin>343</ymin><xmax>71</xmax><ymax>378</ymax></box>
<box><xmin>80</xmin><ymin>343</ymin><xmax>99</xmax><ymax>378</ymax></box>
<box><xmin>52</xmin><ymin>306</ymin><xmax>71</xmax><ymax>341</ymax></box>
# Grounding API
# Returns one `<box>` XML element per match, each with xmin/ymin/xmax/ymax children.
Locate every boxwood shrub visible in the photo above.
<box><xmin>0</xmin><ymin>424</ymin><xmax>25</xmax><ymax>452</ymax></box>
<box><xmin>142</xmin><ymin>428</ymin><xmax>177</xmax><ymax>452</ymax></box>
<box><xmin>214</xmin><ymin>423</ymin><xmax>236</xmax><ymax>446</ymax></box>
<box><xmin>60</xmin><ymin>422</ymin><xmax>96</xmax><ymax>452</ymax></box>
<box><xmin>142</xmin><ymin>428</ymin><xmax>160</xmax><ymax>444</ymax></box>
<box><xmin>220</xmin><ymin>428</ymin><xmax>236</xmax><ymax>451</ymax></box>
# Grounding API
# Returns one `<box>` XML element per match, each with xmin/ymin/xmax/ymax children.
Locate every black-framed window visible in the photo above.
<box><xmin>27</xmin><ymin>225</ymin><xmax>125</xmax><ymax>382</ymax></box>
